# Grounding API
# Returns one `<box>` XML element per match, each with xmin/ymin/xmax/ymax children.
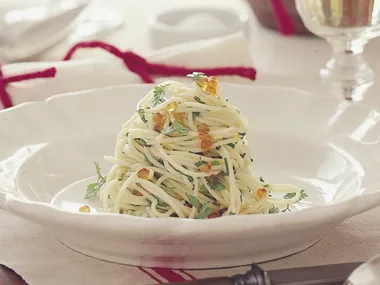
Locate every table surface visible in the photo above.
<box><xmin>1</xmin><ymin>0</ymin><xmax>380</xmax><ymax>284</ymax></box>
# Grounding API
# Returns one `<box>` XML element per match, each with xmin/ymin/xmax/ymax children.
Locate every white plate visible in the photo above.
<box><xmin>1</xmin><ymin>84</ymin><xmax>380</xmax><ymax>269</ymax></box>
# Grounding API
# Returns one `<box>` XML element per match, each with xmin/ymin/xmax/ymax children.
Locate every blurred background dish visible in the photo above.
<box><xmin>67</xmin><ymin>1</ymin><xmax>124</xmax><ymax>42</ymax></box>
<box><xmin>149</xmin><ymin>7</ymin><xmax>249</xmax><ymax>49</ymax></box>
<box><xmin>0</xmin><ymin>1</ymin><xmax>89</xmax><ymax>62</ymax></box>
<box><xmin>0</xmin><ymin>0</ymin><xmax>124</xmax><ymax>62</ymax></box>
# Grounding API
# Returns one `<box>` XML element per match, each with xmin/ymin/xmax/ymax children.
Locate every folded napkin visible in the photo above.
<box><xmin>0</xmin><ymin>32</ymin><xmax>254</xmax><ymax>109</ymax></box>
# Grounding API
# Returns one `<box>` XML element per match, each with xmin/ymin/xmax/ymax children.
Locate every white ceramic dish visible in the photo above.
<box><xmin>0</xmin><ymin>1</ymin><xmax>89</xmax><ymax>62</ymax></box>
<box><xmin>1</xmin><ymin>84</ymin><xmax>380</xmax><ymax>269</ymax></box>
<box><xmin>149</xmin><ymin>8</ymin><xmax>249</xmax><ymax>49</ymax></box>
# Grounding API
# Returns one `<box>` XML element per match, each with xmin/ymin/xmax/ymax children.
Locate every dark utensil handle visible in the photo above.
<box><xmin>162</xmin><ymin>264</ymin><xmax>270</xmax><ymax>285</ymax></box>
<box><xmin>161</xmin><ymin>277</ymin><xmax>231</xmax><ymax>285</ymax></box>
<box><xmin>0</xmin><ymin>264</ymin><xmax>28</xmax><ymax>285</ymax></box>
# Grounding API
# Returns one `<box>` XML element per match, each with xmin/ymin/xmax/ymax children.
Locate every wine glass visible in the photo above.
<box><xmin>295</xmin><ymin>0</ymin><xmax>380</xmax><ymax>101</ymax></box>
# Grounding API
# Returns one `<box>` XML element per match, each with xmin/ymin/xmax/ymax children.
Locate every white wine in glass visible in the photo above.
<box><xmin>296</xmin><ymin>0</ymin><xmax>380</xmax><ymax>101</ymax></box>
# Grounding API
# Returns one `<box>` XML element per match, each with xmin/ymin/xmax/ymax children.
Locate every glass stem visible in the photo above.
<box><xmin>321</xmin><ymin>38</ymin><xmax>374</xmax><ymax>101</ymax></box>
<box><xmin>327</xmin><ymin>38</ymin><xmax>367</xmax><ymax>76</ymax></box>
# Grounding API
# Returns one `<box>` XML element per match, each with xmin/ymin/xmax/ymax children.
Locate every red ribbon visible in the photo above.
<box><xmin>1</xmin><ymin>40</ymin><xmax>257</xmax><ymax>109</ymax></box>
<box><xmin>270</xmin><ymin>0</ymin><xmax>295</xmax><ymax>35</ymax></box>
<box><xmin>63</xmin><ymin>41</ymin><xmax>257</xmax><ymax>83</ymax></box>
<box><xmin>0</xmin><ymin>66</ymin><xmax>56</xmax><ymax>109</ymax></box>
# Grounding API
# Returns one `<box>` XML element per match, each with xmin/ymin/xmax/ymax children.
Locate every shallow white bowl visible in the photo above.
<box><xmin>1</xmin><ymin>84</ymin><xmax>380</xmax><ymax>269</ymax></box>
<box><xmin>149</xmin><ymin>8</ymin><xmax>249</xmax><ymax>49</ymax></box>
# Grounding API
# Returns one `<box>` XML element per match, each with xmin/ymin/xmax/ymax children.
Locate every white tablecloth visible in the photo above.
<box><xmin>1</xmin><ymin>0</ymin><xmax>380</xmax><ymax>284</ymax></box>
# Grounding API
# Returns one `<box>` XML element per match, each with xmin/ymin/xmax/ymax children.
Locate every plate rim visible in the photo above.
<box><xmin>1</xmin><ymin>83</ymin><xmax>380</xmax><ymax>233</ymax></box>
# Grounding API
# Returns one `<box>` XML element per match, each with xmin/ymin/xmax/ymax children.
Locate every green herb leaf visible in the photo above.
<box><xmin>144</xmin><ymin>154</ymin><xmax>151</xmax><ymax>163</ymax></box>
<box><xmin>157</xmin><ymin>198</ymin><xmax>169</xmax><ymax>208</ymax></box>
<box><xmin>229</xmin><ymin>212</ymin><xmax>235</xmax><ymax>216</ymax></box>
<box><xmin>224</xmin><ymin>158</ymin><xmax>229</xmax><ymax>176</ymax></box>
<box><xmin>173</xmin><ymin>120</ymin><xmax>190</xmax><ymax>134</ymax></box>
<box><xmin>152</xmin><ymin>84</ymin><xmax>170</xmax><ymax>107</ymax></box>
<box><xmin>186</xmin><ymin>193</ymin><xmax>212</xmax><ymax>219</ymax></box>
<box><xmin>136</xmin><ymin>138</ymin><xmax>148</xmax><ymax>147</ymax></box>
<box><xmin>186</xmin><ymin>193</ymin><xmax>201</xmax><ymax>209</ymax></box>
<box><xmin>263</xmin><ymin>184</ymin><xmax>269</xmax><ymax>188</ymax></box>
<box><xmin>241</xmin><ymin>153</ymin><xmax>246</xmax><ymax>158</ymax></box>
<box><xmin>194</xmin><ymin>96</ymin><xmax>205</xmax><ymax>104</ymax></box>
<box><xmin>195</xmin><ymin>161</ymin><xmax>207</xmax><ymax>167</ymax></box>
<box><xmin>269</xmin><ymin>204</ymin><xmax>280</xmax><ymax>214</ymax></box>
<box><xmin>282</xmin><ymin>204</ymin><xmax>291</xmax><ymax>212</ymax></box>
<box><xmin>283</xmin><ymin>192</ymin><xmax>297</xmax><ymax>199</ymax></box>
<box><xmin>200</xmin><ymin>184</ymin><xmax>207</xmax><ymax>192</ymax></box>
<box><xmin>186</xmin><ymin>175</ymin><xmax>194</xmax><ymax>183</ymax></box>
<box><xmin>187</xmin><ymin>72</ymin><xmax>207</xmax><ymax>87</ymax></box>
<box><xmin>192</xmin><ymin>112</ymin><xmax>201</xmax><ymax>120</ymax></box>
<box><xmin>86</xmin><ymin>183</ymin><xmax>98</xmax><ymax>190</ymax></box>
<box><xmin>206</xmin><ymin>175</ymin><xmax>225</xmax><ymax>191</ymax></box>
<box><xmin>298</xmin><ymin>189</ymin><xmax>308</xmax><ymax>201</ymax></box>
<box><xmin>154</xmin><ymin>172</ymin><xmax>163</xmax><ymax>179</ymax></box>
<box><xmin>197</xmin><ymin>201</ymin><xmax>212</xmax><ymax>219</ymax></box>
<box><xmin>126</xmin><ymin>132</ymin><xmax>129</xmax><ymax>137</ymax></box>
<box><xmin>213</xmin><ymin>182</ymin><xmax>225</xmax><ymax>191</ymax></box>
<box><xmin>211</xmin><ymin>160</ymin><xmax>221</xmax><ymax>166</ymax></box>
<box><xmin>162</xmin><ymin>120</ymin><xmax>190</xmax><ymax>136</ymax></box>
<box><xmin>259</xmin><ymin>176</ymin><xmax>265</xmax><ymax>183</ymax></box>
<box><xmin>216</xmin><ymin>146</ymin><xmax>221</xmax><ymax>150</ymax></box>
<box><xmin>85</xmin><ymin>162</ymin><xmax>106</xmax><ymax>199</ymax></box>
<box><xmin>137</xmin><ymin>109</ymin><xmax>147</xmax><ymax>123</ymax></box>
<box><xmin>239</xmin><ymin>132</ymin><xmax>246</xmax><ymax>138</ymax></box>
<box><xmin>163</xmin><ymin>186</ymin><xmax>176</xmax><ymax>193</ymax></box>
<box><xmin>162</xmin><ymin>123</ymin><xmax>172</xmax><ymax>134</ymax></box>
<box><xmin>150</xmin><ymin>193</ymin><xmax>169</xmax><ymax>207</ymax></box>
<box><xmin>227</xmin><ymin>143</ymin><xmax>235</xmax><ymax>149</ymax></box>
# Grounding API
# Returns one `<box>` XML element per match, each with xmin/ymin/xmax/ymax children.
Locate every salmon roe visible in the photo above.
<box><xmin>199</xmin><ymin>163</ymin><xmax>211</xmax><ymax>173</ymax></box>
<box><xmin>173</xmin><ymin>112</ymin><xmax>185</xmax><ymax>123</ymax></box>
<box><xmin>79</xmin><ymin>205</ymin><xmax>90</xmax><ymax>213</ymax></box>
<box><xmin>201</xmin><ymin>137</ymin><xmax>213</xmax><ymax>150</ymax></box>
<box><xmin>199</xmin><ymin>76</ymin><xmax>219</xmax><ymax>97</ymax></box>
<box><xmin>198</xmin><ymin>123</ymin><xmax>212</xmax><ymax>148</ymax></box>
<box><xmin>138</xmin><ymin>168</ymin><xmax>150</xmax><ymax>179</ymax></box>
<box><xmin>197</xmin><ymin>123</ymin><xmax>210</xmax><ymax>134</ymax></box>
<box><xmin>153</xmin><ymin>112</ymin><xmax>166</xmax><ymax>125</ymax></box>
<box><xmin>256</xmin><ymin>188</ymin><xmax>268</xmax><ymax>199</ymax></box>
<box><xmin>165</xmin><ymin>102</ymin><xmax>177</xmax><ymax>112</ymax></box>
<box><xmin>208</xmin><ymin>212</ymin><xmax>220</xmax><ymax>219</ymax></box>
<box><xmin>154</xmin><ymin>124</ymin><xmax>163</xmax><ymax>132</ymax></box>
